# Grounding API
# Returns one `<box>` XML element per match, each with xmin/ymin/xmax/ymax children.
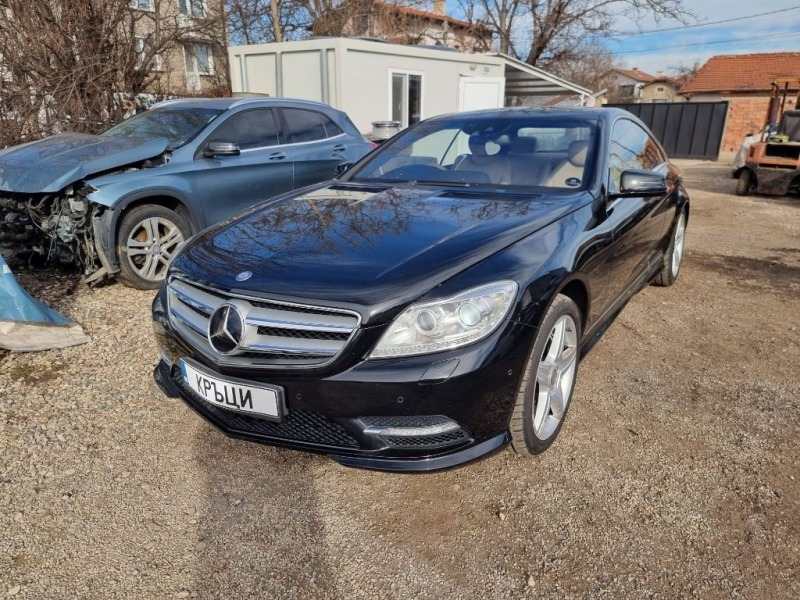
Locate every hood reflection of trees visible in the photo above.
<box><xmin>184</xmin><ymin>185</ymin><xmax>542</xmax><ymax>277</ymax></box>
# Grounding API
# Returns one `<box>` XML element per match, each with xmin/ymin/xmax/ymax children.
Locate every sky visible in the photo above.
<box><xmin>598</xmin><ymin>0</ymin><xmax>800</xmax><ymax>75</ymax></box>
<box><xmin>444</xmin><ymin>0</ymin><xmax>800</xmax><ymax>76</ymax></box>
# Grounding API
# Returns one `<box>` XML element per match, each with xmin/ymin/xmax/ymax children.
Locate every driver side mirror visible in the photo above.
<box><xmin>204</xmin><ymin>141</ymin><xmax>240</xmax><ymax>158</ymax></box>
<box><xmin>611</xmin><ymin>169</ymin><xmax>667</xmax><ymax>198</ymax></box>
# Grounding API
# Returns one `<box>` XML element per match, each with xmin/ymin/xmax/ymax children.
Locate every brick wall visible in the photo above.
<box><xmin>721</xmin><ymin>94</ymin><xmax>796</xmax><ymax>152</ymax></box>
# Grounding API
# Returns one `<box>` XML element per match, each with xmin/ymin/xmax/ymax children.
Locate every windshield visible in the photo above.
<box><xmin>102</xmin><ymin>107</ymin><xmax>224</xmax><ymax>149</ymax></box>
<box><xmin>347</xmin><ymin>115</ymin><xmax>598</xmax><ymax>189</ymax></box>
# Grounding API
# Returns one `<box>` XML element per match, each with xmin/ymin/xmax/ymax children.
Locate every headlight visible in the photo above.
<box><xmin>370</xmin><ymin>280</ymin><xmax>518</xmax><ymax>359</ymax></box>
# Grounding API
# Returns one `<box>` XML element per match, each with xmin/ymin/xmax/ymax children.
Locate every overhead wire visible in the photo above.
<box><xmin>612</xmin><ymin>31</ymin><xmax>800</xmax><ymax>54</ymax></box>
<box><xmin>608</xmin><ymin>5</ymin><xmax>800</xmax><ymax>37</ymax></box>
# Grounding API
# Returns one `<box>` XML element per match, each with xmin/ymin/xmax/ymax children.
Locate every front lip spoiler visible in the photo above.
<box><xmin>153</xmin><ymin>360</ymin><xmax>510</xmax><ymax>473</ymax></box>
<box><xmin>330</xmin><ymin>432</ymin><xmax>509</xmax><ymax>472</ymax></box>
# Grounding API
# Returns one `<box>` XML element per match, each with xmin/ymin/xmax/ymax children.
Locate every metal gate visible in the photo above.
<box><xmin>607</xmin><ymin>101</ymin><xmax>729</xmax><ymax>160</ymax></box>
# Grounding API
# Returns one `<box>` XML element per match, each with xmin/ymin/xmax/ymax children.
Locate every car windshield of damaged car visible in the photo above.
<box><xmin>101</xmin><ymin>107</ymin><xmax>223</xmax><ymax>150</ymax></box>
<box><xmin>346</xmin><ymin>116</ymin><xmax>598</xmax><ymax>189</ymax></box>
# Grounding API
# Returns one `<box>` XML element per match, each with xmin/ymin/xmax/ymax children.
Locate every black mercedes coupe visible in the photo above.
<box><xmin>152</xmin><ymin>108</ymin><xmax>689</xmax><ymax>472</ymax></box>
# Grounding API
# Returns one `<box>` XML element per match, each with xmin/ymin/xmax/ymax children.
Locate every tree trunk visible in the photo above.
<box><xmin>271</xmin><ymin>0</ymin><xmax>283</xmax><ymax>43</ymax></box>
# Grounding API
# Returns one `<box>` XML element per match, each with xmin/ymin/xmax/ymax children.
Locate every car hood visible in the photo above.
<box><xmin>0</xmin><ymin>133</ymin><xmax>169</xmax><ymax>193</ymax></box>
<box><xmin>172</xmin><ymin>183</ymin><xmax>590</xmax><ymax>324</ymax></box>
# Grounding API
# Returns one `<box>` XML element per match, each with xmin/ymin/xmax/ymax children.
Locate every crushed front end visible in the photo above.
<box><xmin>0</xmin><ymin>130</ymin><xmax>171</xmax><ymax>282</ymax></box>
<box><xmin>0</xmin><ymin>185</ymin><xmax>110</xmax><ymax>281</ymax></box>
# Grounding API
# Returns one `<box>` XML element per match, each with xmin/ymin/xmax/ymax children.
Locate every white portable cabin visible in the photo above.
<box><xmin>228</xmin><ymin>38</ymin><xmax>593</xmax><ymax>135</ymax></box>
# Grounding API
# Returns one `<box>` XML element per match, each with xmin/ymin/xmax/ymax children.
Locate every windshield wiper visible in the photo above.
<box><xmin>408</xmin><ymin>179</ymin><xmax>471</xmax><ymax>187</ymax></box>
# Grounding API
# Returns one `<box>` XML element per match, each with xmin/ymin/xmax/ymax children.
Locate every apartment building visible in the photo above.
<box><xmin>128</xmin><ymin>0</ymin><xmax>229</xmax><ymax>94</ymax></box>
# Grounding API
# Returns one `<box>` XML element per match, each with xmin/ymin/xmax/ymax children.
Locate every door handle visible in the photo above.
<box><xmin>269</xmin><ymin>152</ymin><xmax>286</xmax><ymax>160</ymax></box>
<box><xmin>332</xmin><ymin>145</ymin><xmax>346</xmax><ymax>152</ymax></box>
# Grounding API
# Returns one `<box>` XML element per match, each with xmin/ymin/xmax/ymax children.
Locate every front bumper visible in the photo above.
<box><xmin>154</xmin><ymin>359</ymin><xmax>509</xmax><ymax>471</ymax></box>
<box><xmin>152</xmin><ymin>290</ymin><xmax>534</xmax><ymax>472</ymax></box>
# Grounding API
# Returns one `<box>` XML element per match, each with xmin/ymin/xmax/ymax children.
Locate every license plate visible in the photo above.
<box><xmin>180</xmin><ymin>358</ymin><xmax>284</xmax><ymax>420</ymax></box>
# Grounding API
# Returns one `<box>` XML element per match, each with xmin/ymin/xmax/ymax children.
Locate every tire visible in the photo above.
<box><xmin>653</xmin><ymin>210</ymin><xmax>687</xmax><ymax>287</ymax></box>
<box><xmin>510</xmin><ymin>294</ymin><xmax>581</xmax><ymax>456</ymax></box>
<box><xmin>735</xmin><ymin>170</ymin><xmax>752</xmax><ymax>196</ymax></box>
<box><xmin>116</xmin><ymin>205</ymin><xmax>189</xmax><ymax>290</ymax></box>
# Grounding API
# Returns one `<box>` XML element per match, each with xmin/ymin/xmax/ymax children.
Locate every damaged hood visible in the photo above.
<box><xmin>0</xmin><ymin>133</ymin><xmax>169</xmax><ymax>194</ymax></box>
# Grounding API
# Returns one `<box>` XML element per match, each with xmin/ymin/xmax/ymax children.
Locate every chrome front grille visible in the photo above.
<box><xmin>166</xmin><ymin>277</ymin><xmax>361</xmax><ymax>368</ymax></box>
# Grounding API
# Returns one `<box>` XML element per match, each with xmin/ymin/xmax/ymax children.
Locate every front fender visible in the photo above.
<box><xmin>413</xmin><ymin>205</ymin><xmax>599</xmax><ymax>338</ymax></box>
<box><xmin>87</xmin><ymin>173</ymin><xmax>196</xmax><ymax>213</ymax></box>
<box><xmin>85</xmin><ymin>178</ymin><xmax>203</xmax><ymax>270</ymax></box>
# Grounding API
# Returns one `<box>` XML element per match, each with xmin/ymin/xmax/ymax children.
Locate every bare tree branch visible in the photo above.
<box><xmin>0</xmin><ymin>0</ymin><xmax>230</xmax><ymax>147</ymax></box>
<box><xmin>455</xmin><ymin>0</ymin><xmax>692</xmax><ymax>69</ymax></box>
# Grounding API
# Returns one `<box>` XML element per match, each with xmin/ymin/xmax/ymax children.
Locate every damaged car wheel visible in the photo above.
<box><xmin>117</xmin><ymin>205</ymin><xmax>188</xmax><ymax>289</ymax></box>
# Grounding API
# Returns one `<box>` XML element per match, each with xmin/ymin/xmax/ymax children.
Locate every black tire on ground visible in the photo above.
<box><xmin>653</xmin><ymin>209</ymin><xmax>687</xmax><ymax>288</ymax></box>
<box><xmin>735</xmin><ymin>169</ymin><xmax>753</xmax><ymax>196</ymax></box>
<box><xmin>116</xmin><ymin>204</ymin><xmax>189</xmax><ymax>290</ymax></box>
<box><xmin>510</xmin><ymin>294</ymin><xmax>582</xmax><ymax>456</ymax></box>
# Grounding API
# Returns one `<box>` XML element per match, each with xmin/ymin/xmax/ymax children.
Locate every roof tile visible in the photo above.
<box><xmin>681</xmin><ymin>52</ymin><xmax>800</xmax><ymax>94</ymax></box>
<box><xmin>612</xmin><ymin>68</ymin><xmax>656</xmax><ymax>82</ymax></box>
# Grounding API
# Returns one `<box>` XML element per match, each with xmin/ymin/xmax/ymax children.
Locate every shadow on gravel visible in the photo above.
<box><xmin>14</xmin><ymin>266</ymin><xmax>83</xmax><ymax>316</ymax></box>
<box><xmin>191</xmin><ymin>428</ymin><xmax>332</xmax><ymax>597</ymax></box>
<box><xmin>687</xmin><ymin>251</ymin><xmax>800</xmax><ymax>298</ymax></box>
<box><xmin>744</xmin><ymin>195</ymin><xmax>800</xmax><ymax>209</ymax></box>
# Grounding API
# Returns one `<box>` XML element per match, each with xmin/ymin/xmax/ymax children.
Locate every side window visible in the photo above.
<box><xmin>647</xmin><ymin>136</ymin><xmax>667</xmax><ymax>167</ymax></box>
<box><xmin>283</xmin><ymin>109</ymin><xmax>342</xmax><ymax>143</ymax></box>
<box><xmin>210</xmin><ymin>109</ymin><xmax>279</xmax><ymax>150</ymax></box>
<box><xmin>608</xmin><ymin>119</ymin><xmax>661</xmax><ymax>192</ymax></box>
<box><xmin>324</xmin><ymin>117</ymin><xmax>344</xmax><ymax>137</ymax></box>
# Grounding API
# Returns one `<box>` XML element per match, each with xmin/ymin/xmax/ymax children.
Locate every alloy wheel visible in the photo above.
<box><xmin>671</xmin><ymin>212</ymin><xmax>686</xmax><ymax>278</ymax></box>
<box><xmin>532</xmin><ymin>314</ymin><xmax>578</xmax><ymax>440</ymax></box>
<box><xmin>125</xmin><ymin>217</ymin><xmax>184</xmax><ymax>283</ymax></box>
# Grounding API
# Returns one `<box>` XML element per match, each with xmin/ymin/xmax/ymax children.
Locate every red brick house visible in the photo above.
<box><xmin>681</xmin><ymin>52</ymin><xmax>800</xmax><ymax>153</ymax></box>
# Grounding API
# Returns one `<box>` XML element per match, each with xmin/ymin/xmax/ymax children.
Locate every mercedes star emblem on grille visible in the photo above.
<box><xmin>207</xmin><ymin>303</ymin><xmax>244</xmax><ymax>354</ymax></box>
<box><xmin>236</xmin><ymin>271</ymin><xmax>253</xmax><ymax>281</ymax></box>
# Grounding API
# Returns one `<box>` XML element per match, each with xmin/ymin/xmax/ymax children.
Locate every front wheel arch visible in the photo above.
<box><xmin>95</xmin><ymin>192</ymin><xmax>199</xmax><ymax>272</ymax></box>
<box><xmin>653</xmin><ymin>207</ymin><xmax>688</xmax><ymax>287</ymax></box>
<box><xmin>556</xmin><ymin>278</ymin><xmax>590</xmax><ymax>335</ymax></box>
<box><xmin>509</xmin><ymin>293</ymin><xmax>582</xmax><ymax>455</ymax></box>
<box><xmin>114</xmin><ymin>194</ymin><xmax>198</xmax><ymax>245</ymax></box>
<box><xmin>115</xmin><ymin>204</ymin><xmax>191</xmax><ymax>289</ymax></box>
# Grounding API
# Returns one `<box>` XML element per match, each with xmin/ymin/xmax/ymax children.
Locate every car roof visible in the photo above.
<box><xmin>429</xmin><ymin>106</ymin><xmax>630</xmax><ymax>123</ymax></box>
<box><xmin>150</xmin><ymin>97</ymin><xmax>342</xmax><ymax>113</ymax></box>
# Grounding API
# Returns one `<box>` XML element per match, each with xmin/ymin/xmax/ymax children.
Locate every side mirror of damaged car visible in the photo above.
<box><xmin>335</xmin><ymin>162</ymin><xmax>354</xmax><ymax>177</ymax></box>
<box><xmin>611</xmin><ymin>169</ymin><xmax>668</xmax><ymax>198</ymax></box>
<box><xmin>204</xmin><ymin>141</ymin><xmax>241</xmax><ymax>158</ymax></box>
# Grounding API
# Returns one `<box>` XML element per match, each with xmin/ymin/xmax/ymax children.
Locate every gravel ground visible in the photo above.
<box><xmin>1</xmin><ymin>160</ymin><xmax>799</xmax><ymax>599</ymax></box>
